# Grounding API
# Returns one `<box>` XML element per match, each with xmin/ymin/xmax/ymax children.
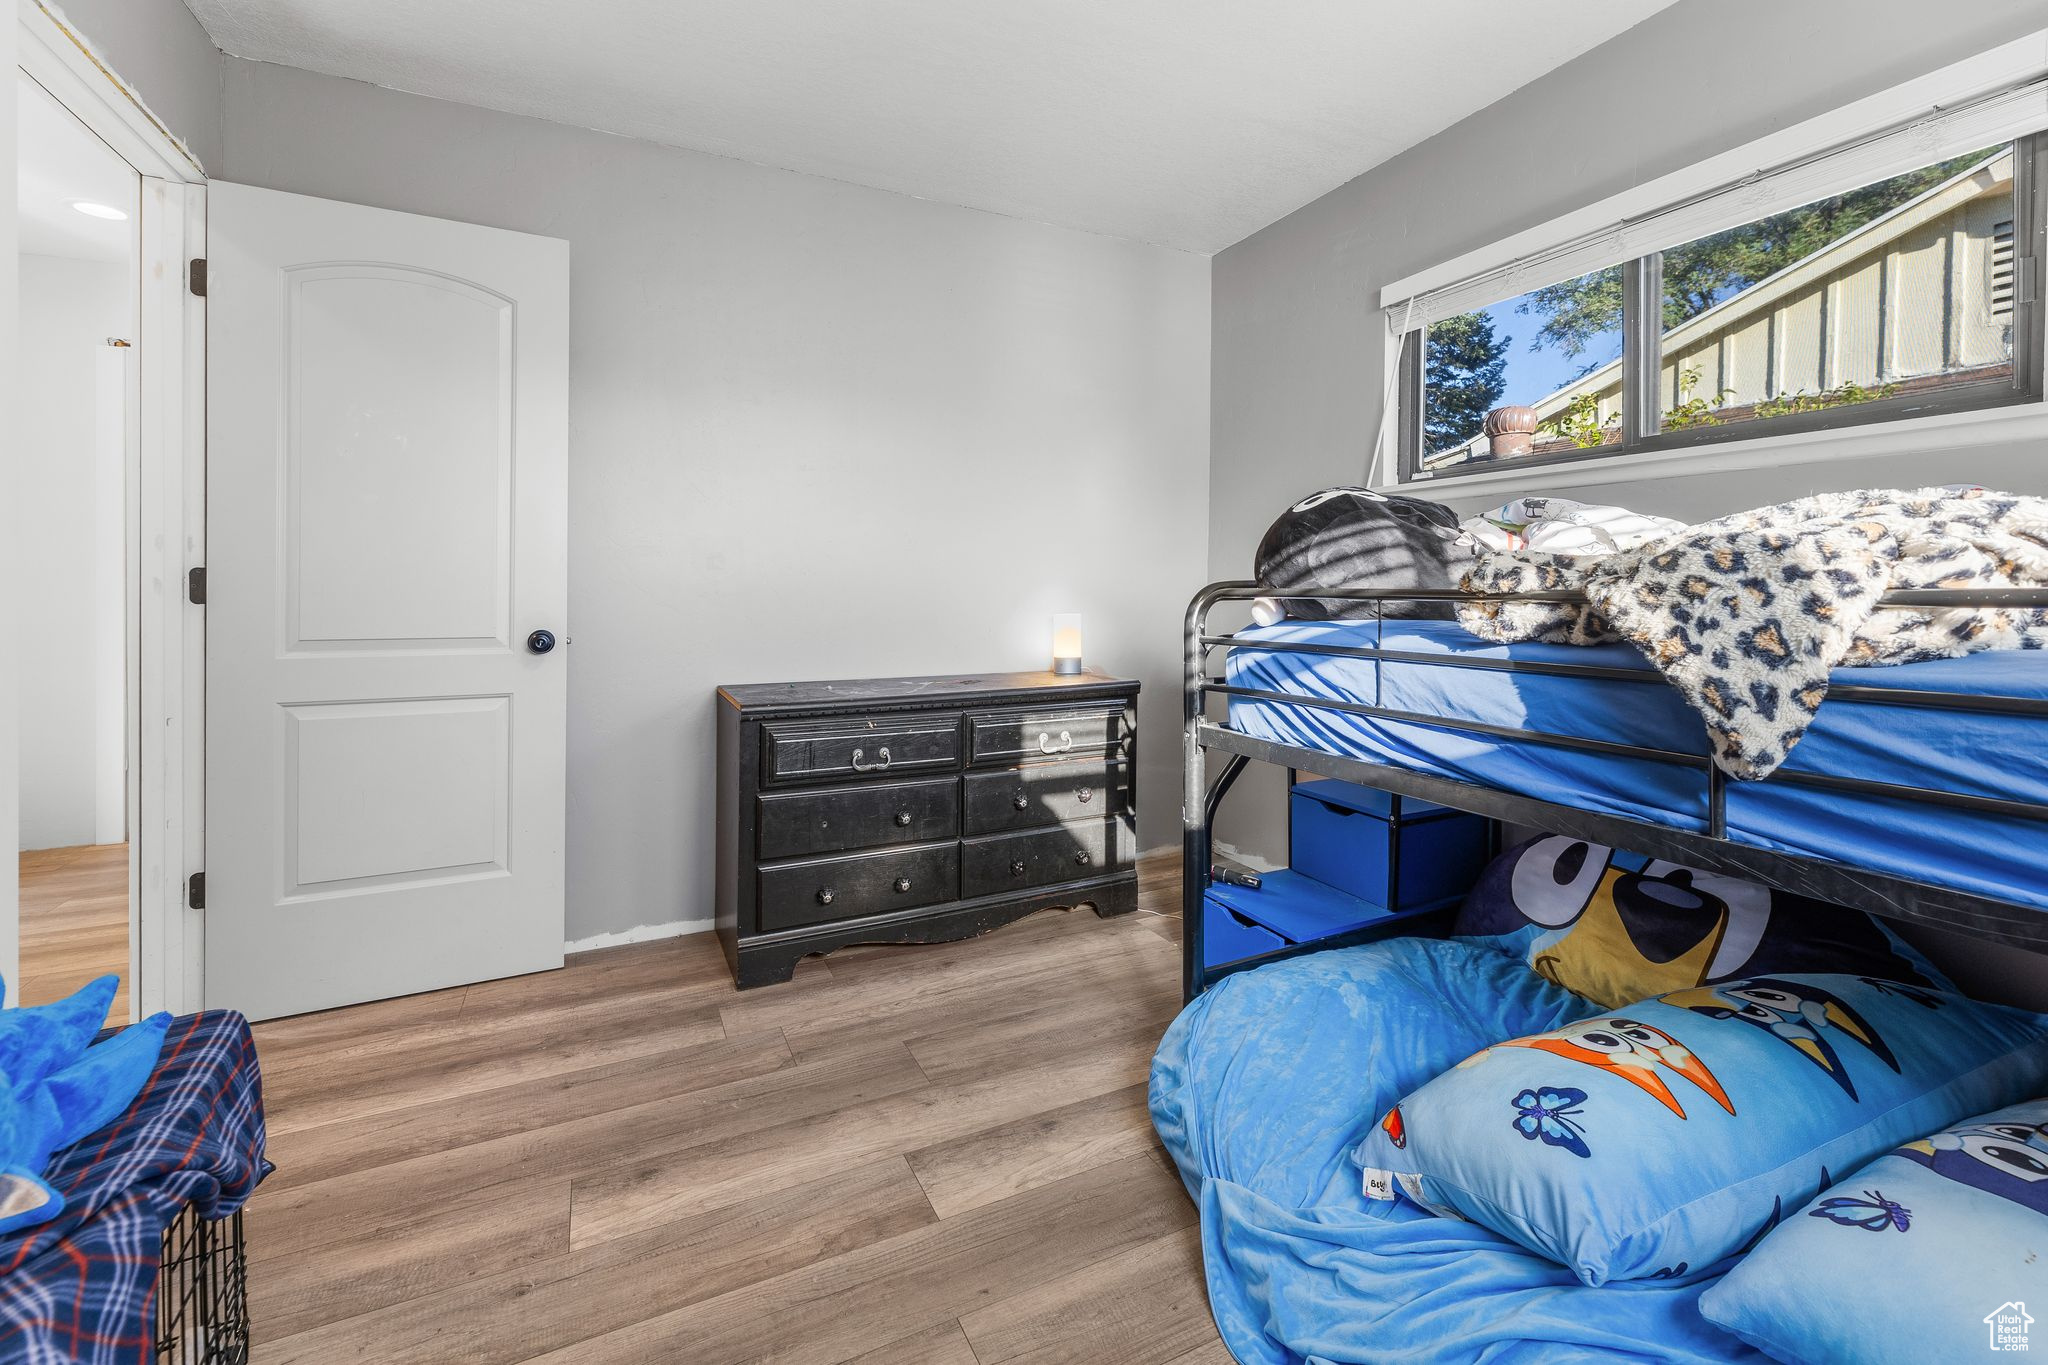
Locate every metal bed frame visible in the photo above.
<box><xmin>1181</xmin><ymin>581</ymin><xmax>2048</xmax><ymax>1002</ymax></box>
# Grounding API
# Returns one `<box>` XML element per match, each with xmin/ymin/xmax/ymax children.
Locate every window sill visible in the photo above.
<box><xmin>1378</xmin><ymin>399</ymin><xmax>2048</xmax><ymax>502</ymax></box>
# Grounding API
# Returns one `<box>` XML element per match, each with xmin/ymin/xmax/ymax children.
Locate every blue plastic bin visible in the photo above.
<box><xmin>1289</xmin><ymin>778</ymin><xmax>1487</xmax><ymax>911</ymax></box>
<box><xmin>1202</xmin><ymin>869</ymin><xmax>1451</xmax><ymax>969</ymax></box>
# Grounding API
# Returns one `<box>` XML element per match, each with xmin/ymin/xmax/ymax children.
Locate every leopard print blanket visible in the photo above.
<box><xmin>1457</xmin><ymin>487</ymin><xmax>2048</xmax><ymax>778</ymax></box>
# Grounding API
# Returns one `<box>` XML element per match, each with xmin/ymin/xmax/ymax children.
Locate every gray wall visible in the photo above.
<box><xmin>54</xmin><ymin>0</ymin><xmax>222</xmax><ymax>171</ymax></box>
<box><xmin>1211</xmin><ymin>0</ymin><xmax>2048</xmax><ymax>585</ymax></box>
<box><xmin>1207</xmin><ymin>0</ymin><xmax>2048</xmax><ymax>998</ymax></box>
<box><xmin>219</xmin><ymin>57</ymin><xmax>1211</xmax><ymax>943</ymax></box>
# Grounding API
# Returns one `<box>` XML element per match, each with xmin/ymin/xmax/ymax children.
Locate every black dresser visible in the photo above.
<box><xmin>715</xmin><ymin>671</ymin><xmax>1140</xmax><ymax>988</ymax></box>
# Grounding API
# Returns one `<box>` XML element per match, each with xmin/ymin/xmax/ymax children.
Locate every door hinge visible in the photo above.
<box><xmin>187</xmin><ymin>873</ymin><xmax>205</xmax><ymax>911</ymax></box>
<box><xmin>189</xmin><ymin>258</ymin><xmax>207</xmax><ymax>297</ymax></box>
<box><xmin>187</xmin><ymin>566</ymin><xmax>207</xmax><ymax>605</ymax></box>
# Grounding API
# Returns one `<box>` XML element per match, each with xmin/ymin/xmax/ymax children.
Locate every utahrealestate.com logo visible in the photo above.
<box><xmin>1985</xmin><ymin>1302</ymin><xmax>2034</xmax><ymax>1352</ymax></box>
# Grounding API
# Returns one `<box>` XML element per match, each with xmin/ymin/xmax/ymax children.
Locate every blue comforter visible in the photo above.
<box><xmin>1150</xmin><ymin>938</ymin><xmax>1766</xmax><ymax>1363</ymax></box>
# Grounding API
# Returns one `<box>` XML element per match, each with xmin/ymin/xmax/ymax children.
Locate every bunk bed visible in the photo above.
<box><xmin>1180</xmin><ymin>580</ymin><xmax>2048</xmax><ymax>1000</ymax></box>
<box><xmin>1161</xmin><ymin>578</ymin><xmax>2048</xmax><ymax>1364</ymax></box>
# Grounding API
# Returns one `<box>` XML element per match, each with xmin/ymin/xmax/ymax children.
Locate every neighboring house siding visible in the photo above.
<box><xmin>1433</xmin><ymin>151</ymin><xmax>2014</xmax><ymax>467</ymax></box>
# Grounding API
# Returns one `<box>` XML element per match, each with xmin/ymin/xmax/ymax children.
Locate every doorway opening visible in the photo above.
<box><xmin>14</xmin><ymin>70</ymin><xmax>142</xmax><ymax>1021</ymax></box>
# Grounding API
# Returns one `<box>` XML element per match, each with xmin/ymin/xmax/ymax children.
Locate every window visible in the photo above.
<box><xmin>1395</xmin><ymin>114</ymin><xmax>2048</xmax><ymax>480</ymax></box>
<box><xmin>1422</xmin><ymin>268</ymin><xmax>1623</xmax><ymax>467</ymax></box>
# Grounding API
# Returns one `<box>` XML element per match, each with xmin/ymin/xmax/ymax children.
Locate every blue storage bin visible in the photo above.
<box><xmin>1289</xmin><ymin>779</ymin><xmax>1487</xmax><ymax>911</ymax></box>
<box><xmin>1202</xmin><ymin>894</ymin><xmax>1289</xmax><ymax>966</ymax></box>
<box><xmin>1202</xmin><ymin>870</ymin><xmax>1449</xmax><ymax>969</ymax></box>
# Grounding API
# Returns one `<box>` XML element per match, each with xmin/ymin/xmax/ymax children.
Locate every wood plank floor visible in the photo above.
<box><xmin>248</xmin><ymin>857</ymin><xmax>1219</xmax><ymax>1364</ymax></box>
<box><xmin>17</xmin><ymin>843</ymin><xmax>129</xmax><ymax>1018</ymax></box>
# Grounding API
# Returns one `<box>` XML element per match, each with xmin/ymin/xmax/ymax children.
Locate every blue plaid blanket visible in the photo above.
<box><xmin>0</xmin><ymin>1011</ymin><xmax>269</xmax><ymax>1364</ymax></box>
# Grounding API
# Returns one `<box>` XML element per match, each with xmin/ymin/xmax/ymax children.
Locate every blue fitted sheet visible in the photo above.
<box><xmin>1225</xmin><ymin>619</ymin><xmax>2048</xmax><ymax>913</ymax></box>
<box><xmin>1150</xmin><ymin>939</ymin><xmax>1766</xmax><ymax>1363</ymax></box>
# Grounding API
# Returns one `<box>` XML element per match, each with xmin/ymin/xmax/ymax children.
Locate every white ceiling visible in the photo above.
<box><xmin>17</xmin><ymin>73</ymin><xmax>138</xmax><ymax>262</ymax></box>
<box><xmin>185</xmin><ymin>0</ymin><xmax>1675</xmax><ymax>254</ymax></box>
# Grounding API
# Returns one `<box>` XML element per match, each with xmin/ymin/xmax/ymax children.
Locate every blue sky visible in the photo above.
<box><xmin>1480</xmin><ymin>296</ymin><xmax>1621</xmax><ymax>406</ymax></box>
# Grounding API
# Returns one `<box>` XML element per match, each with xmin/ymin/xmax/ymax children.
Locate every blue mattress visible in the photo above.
<box><xmin>1225</xmin><ymin>619</ymin><xmax>2048</xmax><ymax>913</ymax></box>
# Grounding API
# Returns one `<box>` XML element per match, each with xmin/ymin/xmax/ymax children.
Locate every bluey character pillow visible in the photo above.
<box><xmin>1701</xmin><ymin>1097</ymin><xmax>2048</xmax><ymax>1363</ymax></box>
<box><xmin>1250</xmin><ymin>487</ymin><xmax>1470</xmax><ymax>624</ymax></box>
<box><xmin>1351</xmin><ymin>973</ymin><xmax>2048</xmax><ymax>1285</ymax></box>
<box><xmin>1455</xmin><ymin>834</ymin><xmax>1949</xmax><ymax>1009</ymax></box>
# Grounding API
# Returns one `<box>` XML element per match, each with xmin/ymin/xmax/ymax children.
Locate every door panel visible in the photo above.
<box><xmin>206</xmin><ymin>183</ymin><xmax>568</xmax><ymax>1020</ymax></box>
<box><xmin>288</xmin><ymin>265</ymin><xmax>512</xmax><ymax>650</ymax></box>
<box><xmin>283</xmin><ymin>696</ymin><xmax>509</xmax><ymax>892</ymax></box>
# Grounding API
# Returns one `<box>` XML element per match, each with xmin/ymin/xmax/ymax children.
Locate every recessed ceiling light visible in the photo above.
<box><xmin>71</xmin><ymin>201</ymin><xmax>128</xmax><ymax>221</ymax></box>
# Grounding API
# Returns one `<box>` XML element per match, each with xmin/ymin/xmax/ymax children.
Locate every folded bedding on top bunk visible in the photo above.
<box><xmin>1457</xmin><ymin>487</ymin><xmax>2048</xmax><ymax>778</ymax></box>
<box><xmin>1150</xmin><ymin>939</ymin><xmax>1767</xmax><ymax>1364</ymax></box>
<box><xmin>1224</xmin><ymin>617</ymin><xmax>2048</xmax><ymax>912</ymax></box>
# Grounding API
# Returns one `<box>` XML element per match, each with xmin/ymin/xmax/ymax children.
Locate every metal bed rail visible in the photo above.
<box><xmin>1181</xmin><ymin>581</ymin><xmax>2048</xmax><ymax>1001</ymax></box>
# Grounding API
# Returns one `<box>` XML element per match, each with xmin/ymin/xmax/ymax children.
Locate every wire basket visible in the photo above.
<box><xmin>153</xmin><ymin>1205</ymin><xmax>249</xmax><ymax>1365</ymax></box>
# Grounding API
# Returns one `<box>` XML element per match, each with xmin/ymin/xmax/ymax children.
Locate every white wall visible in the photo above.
<box><xmin>3</xmin><ymin>0</ymin><xmax>22</xmax><ymax>995</ymax></box>
<box><xmin>14</xmin><ymin>254</ymin><xmax>129</xmax><ymax>851</ymax></box>
<box><xmin>218</xmin><ymin>57</ymin><xmax>1212</xmax><ymax>943</ymax></box>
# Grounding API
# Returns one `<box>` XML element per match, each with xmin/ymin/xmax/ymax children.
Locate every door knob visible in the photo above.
<box><xmin>527</xmin><ymin>629</ymin><xmax>557</xmax><ymax>655</ymax></box>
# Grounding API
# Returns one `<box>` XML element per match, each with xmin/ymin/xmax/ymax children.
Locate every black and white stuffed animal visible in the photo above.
<box><xmin>1252</xmin><ymin>487</ymin><xmax>1470</xmax><ymax>623</ymax></box>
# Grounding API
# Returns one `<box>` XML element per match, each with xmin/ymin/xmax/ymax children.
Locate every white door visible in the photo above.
<box><xmin>204</xmin><ymin>183</ymin><xmax>569</xmax><ymax>1020</ymax></box>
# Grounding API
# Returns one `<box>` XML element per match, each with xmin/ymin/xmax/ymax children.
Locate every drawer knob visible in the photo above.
<box><xmin>1012</xmin><ymin>792</ymin><xmax>1029</xmax><ymax>811</ymax></box>
<box><xmin>1037</xmin><ymin>729</ymin><xmax>1075</xmax><ymax>756</ymax></box>
<box><xmin>816</xmin><ymin>887</ymin><xmax>836</xmax><ymax>906</ymax></box>
<box><xmin>1010</xmin><ymin>859</ymin><xmax>1026</xmax><ymax>876</ymax></box>
<box><xmin>850</xmin><ymin>746</ymin><xmax>893</xmax><ymax>773</ymax></box>
<box><xmin>894</xmin><ymin>811</ymin><xmax>912</xmax><ymax>827</ymax></box>
<box><xmin>894</xmin><ymin>876</ymin><xmax>913</xmax><ymax>893</ymax></box>
<box><xmin>1075</xmin><ymin>851</ymin><xmax>1092</xmax><ymax>867</ymax></box>
<box><xmin>1076</xmin><ymin>787</ymin><xmax>1093</xmax><ymax>804</ymax></box>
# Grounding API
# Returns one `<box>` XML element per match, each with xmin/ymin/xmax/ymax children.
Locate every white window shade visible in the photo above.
<box><xmin>1386</xmin><ymin>77</ymin><xmax>2048</xmax><ymax>330</ymax></box>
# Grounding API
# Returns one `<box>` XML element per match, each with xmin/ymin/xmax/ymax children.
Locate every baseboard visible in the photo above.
<box><xmin>1211</xmin><ymin>840</ymin><xmax>1283</xmax><ymax>873</ymax></box>
<box><xmin>566</xmin><ymin>917</ymin><xmax>714</xmax><ymax>954</ymax></box>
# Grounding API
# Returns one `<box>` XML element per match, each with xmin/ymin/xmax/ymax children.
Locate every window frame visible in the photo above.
<box><xmin>1396</xmin><ymin>132</ymin><xmax>2048</xmax><ymax>486</ymax></box>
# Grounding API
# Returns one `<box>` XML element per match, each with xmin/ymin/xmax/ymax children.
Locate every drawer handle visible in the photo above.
<box><xmin>1076</xmin><ymin>787</ymin><xmax>1093</xmax><ymax>804</ymax></box>
<box><xmin>850</xmin><ymin>746</ymin><xmax>892</xmax><ymax>773</ymax></box>
<box><xmin>1012</xmin><ymin>791</ymin><xmax>1029</xmax><ymax>811</ymax></box>
<box><xmin>1010</xmin><ymin>859</ymin><xmax>1026</xmax><ymax>876</ymax></box>
<box><xmin>894</xmin><ymin>876</ymin><xmax>913</xmax><ymax>893</ymax></box>
<box><xmin>816</xmin><ymin>887</ymin><xmax>836</xmax><ymax>906</ymax></box>
<box><xmin>1075</xmin><ymin>851</ymin><xmax>1092</xmax><ymax>867</ymax></box>
<box><xmin>1037</xmin><ymin>730</ymin><xmax>1074</xmax><ymax>756</ymax></box>
<box><xmin>895</xmin><ymin>811</ymin><xmax>913</xmax><ymax>827</ymax></box>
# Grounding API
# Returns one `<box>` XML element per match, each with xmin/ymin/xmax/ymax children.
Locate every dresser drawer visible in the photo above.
<box><xmin>762</xmin><ymin>713</ymin><xmax>961</xmax><ymax>786</ymax></box>
<box><xmin>757</xmin><ymin>777</ymin><xmax>960</xmax><ymax>861</ymax></box>
<box><xmin>758</xmin><ymin>842</ymin><xmax>959</xmax><ymax>932</ymax></box>
<box><xmin>961</xmin><ymin>818</ymin><xmax>1133</xmax><ymax>900</ymax></box>
<box><xmin>967</xmin><ymin>705</ymin><xmax>1128</xmax><ymax>768</ymax></box>
<box><xmin>962</xmin><ymin>761</ymin><xmax>1131</xmax><ymax>836</ymax></box>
